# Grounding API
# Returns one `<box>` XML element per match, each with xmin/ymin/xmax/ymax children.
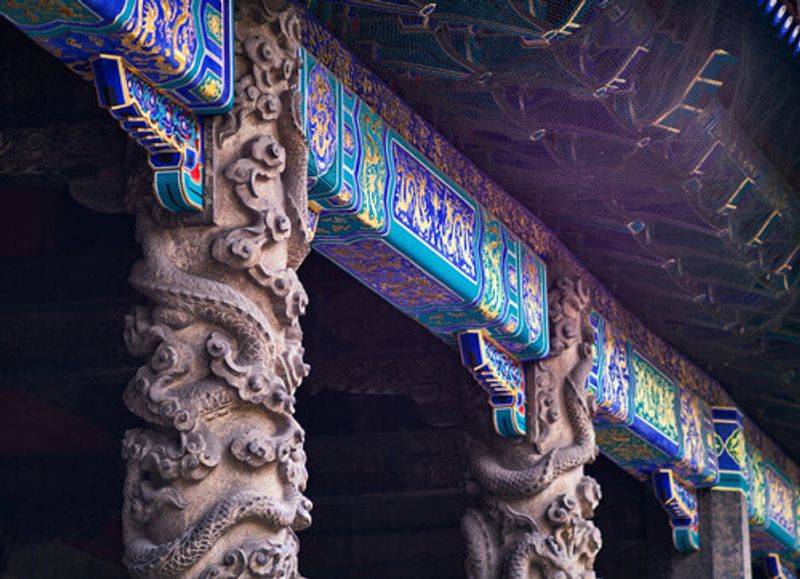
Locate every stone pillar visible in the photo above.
<box><xmin>700</xmin><ymin>490</ymin><xmax>752</xmax><ymax>579</ymax></box>
<box><xmin>647</xmin><ymin>490</ymin><xmax>752</xmax><ymax>579</ymax></box>
<box><xmin>462</xmin><ymin>274</ymin><xmax>602</xmax><ymax>579</ymax></box>
<box><xmin>120</xmin><ymin>2</ymin><xmax>314</xmax><ymax>577</ymax></box>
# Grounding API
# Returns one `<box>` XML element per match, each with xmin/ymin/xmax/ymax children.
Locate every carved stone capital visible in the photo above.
<box><xmin>462</xmin><ymin>273</ymin><xmax>602</xmax><ymax>579</ymax></box>
<box><xmin>121</xmin><ymin>1</ymin><xmax>312</xmax><ymax>577</ymax></box>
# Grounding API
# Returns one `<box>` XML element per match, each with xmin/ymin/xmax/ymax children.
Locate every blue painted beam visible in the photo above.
<box><xmin>296</xmin><ymin>7</ymin><xmax>800</xmax><ymax>557</ymax></box>
<box><xmin>301</xmin><ymin>49</ymin><xmax>550</xmax><ymax>365</ymax></box>
<box><xmin>0</xmin><ymin>0</ymin><xmax>236</xmax><ymax>211</ymax></box>
<box><xmin>0</xmin><ymin>0</ymin><xmax>233</xmax><ymax>113</ymax></box>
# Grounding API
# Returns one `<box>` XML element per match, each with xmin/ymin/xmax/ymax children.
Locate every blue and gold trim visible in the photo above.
<box><xmin>590</xmin><ymin>311</ymin><xmax>717</xmax><ymax>487</ymax></box>
<box><xmin>0</xmin><ymin>0</ymin><xmax>236</xmax><ymax>211</ymax></box>
<box><xmin>458</xmin><ymin>330</ymin><xmax>526</xmax><ymax>438</ymax></box>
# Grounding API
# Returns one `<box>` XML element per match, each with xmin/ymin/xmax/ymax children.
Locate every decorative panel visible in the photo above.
<box><xmin>589</xmin><ymin>311</ymin><xmax>719</xmax><ymax>487</ymax></box>
<box><xmin>589</xmin><ymin>311</ymin><xmax>632</xmax><ymax>425</ymax></box>
<box><xmin>794</xmin><ymin>490</ymin><xmax>800</xmax><ymax>567</ymax></box>
<box><xmin>630</xmin><ymin>349</ymin><xmax>681</xmax><ymax>458</ymax></box>
<box><xmin>674</xmin><ymin>389</ymin><xmax>719</xmax><ymax>488</ymax></box>
<box><xmin>748</xmin><ymin>442</ymin><xmax>800</xmax><ymax>555</ymax></box>
<box><xmin>712</xmin><ymin>407</ymin><xmax>749</xmax><ymax>492</ymax></box>
<box><xmin>750</xmin><ymin>443</ymin><xmax>769</xmax><ymax>530</ymax></box>
<box><xmin>764</xmin><ymin>464</ymin><xmax>798</xmax><ymax>551</ymax></box>
<box><xmin>301</xmin><ymin>49</ymin><xmax>549</xmax><ymax>362</ymax></box>
<box><xmin>0</xmin><ymin>0</ymin><xmax>233</xmax><ymax>113</ymax></box>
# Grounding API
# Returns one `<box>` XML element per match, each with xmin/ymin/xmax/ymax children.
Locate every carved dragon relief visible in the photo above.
<box><xmin>463</xmin><ymin>274</ymin><xmax>602</xmax><ymax>579</ymax></box>
<box><xmin>121</xmin><ymin>1</ymin><xmax>313</xmax><ymax>577</ymax></box>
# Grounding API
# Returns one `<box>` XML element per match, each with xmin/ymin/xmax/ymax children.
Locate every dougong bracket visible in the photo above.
<box><xmin>458</xmin><ymin>330</ymin><xmax>526</xmax><ymax>437</ymax></box>
<box><xmin>0</xmin><ymin>0</ymin><xmax>235</xmax><ymax>212</ymax></box>
<box><xmin>93</xmin><ymin>56</ymin><xmax>204</xmax><ymax>212</ymax></box>
<box><xmin>653</xmin><ymin>469</ymin><xmax>701</xmax><ymax>552</ymax></box>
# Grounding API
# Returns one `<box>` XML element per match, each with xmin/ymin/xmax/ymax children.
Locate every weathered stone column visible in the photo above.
<box><xmin>647</xmin><ymin>490</ymin><xmax>752</xmax><ymax>579</ymax></box>
<box><xmin>462</xmin><ymin>273</ymin><xmax>602</xmax><ymax>578</ymax></box>
<box><xmin>120</xmin><ymin>2</ymin><xmax>313</xmax><ymax>577</ymax></box>
<box><xmin>698</xmin><ymin>489</ymin><xmax>753</xmax><ymax>579</ymax></box>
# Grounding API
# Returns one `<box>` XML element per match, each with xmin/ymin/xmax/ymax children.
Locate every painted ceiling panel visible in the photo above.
<box><xmin>307</xmin><ymin>0</ymin><xmax>800</xmax><ymax>458</ymax></box>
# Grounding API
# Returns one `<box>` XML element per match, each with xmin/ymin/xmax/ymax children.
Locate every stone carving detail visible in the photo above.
<box><xmin>121</xmin><ymin>1</ymin><xmax>312</xmax><ymax>577</ymax></box>
<box><xmin>462</xmin><ymin>274</ymin><xmax>602</xmax><ymax>578</ymax></box>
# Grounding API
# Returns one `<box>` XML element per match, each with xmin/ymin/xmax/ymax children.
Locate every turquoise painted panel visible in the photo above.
<box><xmin>590</xmin><ymin>311</ymin><xmax>719</xmax><ymax>486</ymax></box>
<box><xmin>794</xmin><ymin>489</ymin><xmax>800</xmax><ymax>567</ymax></box>
<box><xmin>301</xmin><ymin>49</ymin><xmax>549</xmax><ymax>362</ymax></box>
<box><xmin>762</xmin><ymin>464</ymin><xmax>798</xmax><ymax>552</ymax></box>
<box><xmin>0</xmin><ymin>0</ymin><xmax>233</xmax><ymax>113</ymax></box>
<box><xmin>747</xmin><ymin>443</ymin><xmax>798</xmax><ymax>555</ymax></box>
<box><xmin>630</xmin><ymin>348</ymin><xmax>681</xmax><ymax>459</ymax></box>
<box><xmin>750</xmin><ymin>442</ymin><xmax>770</xmax><ymax>536</ymax></box>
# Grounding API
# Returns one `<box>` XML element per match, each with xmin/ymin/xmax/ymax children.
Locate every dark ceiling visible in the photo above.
<box><xmin>304</xmin><ymin>0</ymin><xmax>800</xmax><ymax>458</ymax></box>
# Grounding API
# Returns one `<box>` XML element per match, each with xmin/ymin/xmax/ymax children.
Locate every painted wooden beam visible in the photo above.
<box><xmin>92</xmin><ymin>55</ymin><xmax>203</xmax><ymax>212</ymax></box>
<box><xmin>296</xmin><ymin>7</ymin><xmax>800</xmax><ymax>559</ymax></box>
<box><xmin>0</xmin><ymin>0</ymin><xmax>233</xmax><ymax>113</ymax></box>
<box><xmin>301</xmin><ymin>48</ymin><xmax>549</xmax><ymax>367</ymax></box>
<box><xmin>0</xmin><ymin>0</ymin><xmax>235</xmax><ymax>212</ymax></box>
